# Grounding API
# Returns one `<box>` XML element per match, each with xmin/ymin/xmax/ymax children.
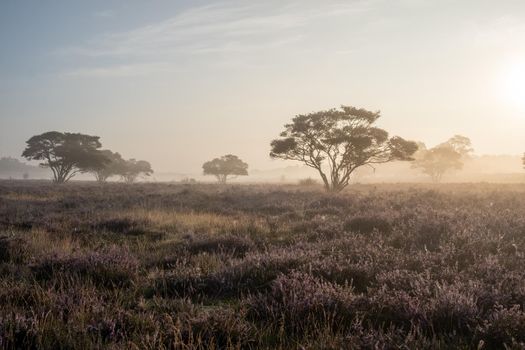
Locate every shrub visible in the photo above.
<box><xmin>0</xmin><ymin>236</ymin><xmax>30</xmax><ymax>264</ymax></box>
<box><xmin>426</xmin><ymin>283</ymin><xmax>479</xmax><ymax>334</ymax></box>
<box><xmin>177</xmin><ymin>307</ymin><xmax>255</xmax><ymax>349</ymax></box>
<box><xmin>297</xmin><ymin>178</ymin><xmax>319</xmax><ymax>186</ymax></box>
<box><xmin>246</xmin><ymin>271</ymin><xmax>354</xmax><ymax>334</ymax></box>
<box><xmin>31</xmin><ymin>247</ymin><xmax>139</xmax><ymax>287</ymax></box>
<box><xmin>185</xmin><ymin>234</ymin><xmax>255</xmax><ymax>257</ymax></box>
<box><xmin>93</xmin><ymin>217</ymin><xmax>150</xmax><ymax>235</ymax></box>
<box><xmin>413</xmin><ymin>220</ymin><xmax>451</xmax><ymax>251</ymax></box>
<box><xmin>478</xmin><ymin>305</ymin><xmax>525</xmax><ymax>347</ymax></box>
<box><xmin>149</xmin><ymin>248</ymin><xmax>313</xmax><ymax>299</ymax></box>
<box><xmin>343</xmin><ymin>216</ymin><xmax>392</xmax><ymax>234</ymax></box>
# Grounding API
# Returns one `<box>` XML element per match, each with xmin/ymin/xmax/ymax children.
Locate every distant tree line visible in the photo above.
<box><xmin>13</xmin><ymin>104</ymin><xmax>517</xmax><ymax>190</ymax></box>
<box><xmin>21</xmin><ymin>131</ymin><xmax>153</xmax><ymax>184</ymax></box>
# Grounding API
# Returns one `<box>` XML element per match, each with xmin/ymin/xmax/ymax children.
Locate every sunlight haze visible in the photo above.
<box><xmin>1</xmin><ymin>0</ymin><xmax>525</xmax><ymax>173</ymax></box>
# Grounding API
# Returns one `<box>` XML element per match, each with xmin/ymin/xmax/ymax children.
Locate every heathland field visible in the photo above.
<box><xmin>2</xmin><ymin>182</ymin><xmax>525</xmax><ymax>349</ymax></box>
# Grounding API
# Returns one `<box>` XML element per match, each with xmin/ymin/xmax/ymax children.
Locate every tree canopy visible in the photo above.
<box><xmin>270</xmin><ymin>106</ymin><xmax>418</xmax><ymax>192</ymax></box>
<box><xmin>202</xmin><ymin>154</ymin><xmax>248</xmax><ymax>183</ymax></box>
<box><xmin>119</xmin><ymin>159</ymin><xmax>153</xmax><ymax>184</ymax></box>
<box><xmin>87</xmin><ymin>150</ymin><xmax>125</xmax><ymax>183</ymax></box>
<box><xmin>437</xmin><ymin>135</ymin><xmax>473</xmax><ymax>158</ymax></box>
<box><xmin>412</xmin><ymin>135</ymin><xmax>473</xmax><ymax>182</ymax></box>
<box><xmin>21</xmin><ymin>131</ymin><xmax>108</xmax><ymax>183</ymax></box>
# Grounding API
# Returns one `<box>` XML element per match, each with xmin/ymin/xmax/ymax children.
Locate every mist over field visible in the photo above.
<box><xmin>2</xmin><ymin>154</ymin><xmax>524</xmax><ymax>184</ymax></box>
<box><xmin>2</xmin><ymin>0</ymin><xmax>525</xmax><ymax>175</ymax></box>
<box><xmin>2</xmin><ymin>1</ymin><xmax>525</xmax><ymax>349</ymax></box>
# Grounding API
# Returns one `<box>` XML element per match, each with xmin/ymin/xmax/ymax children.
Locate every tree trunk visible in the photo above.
<box><xmin>316</xmin><ymin>169</ymin><xmax>330</xmax><ymax>191</ymax></box>
<box><xmin>328</xmin><ymin>181</ymin><xmax>346</xmax><ymax>193</ymax></box>
<box><xmin>216</xmin><ymin>174</ymin><xmax>228</xmax><ymax>184</ymax></box>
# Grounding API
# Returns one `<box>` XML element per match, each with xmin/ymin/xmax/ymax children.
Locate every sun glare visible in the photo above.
<box><xmin>502</xmin><ymin>61</ymin><xmax>525</xmax><ymax>109</ymax></box>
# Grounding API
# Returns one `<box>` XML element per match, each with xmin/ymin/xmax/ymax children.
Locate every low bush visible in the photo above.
<box><xmin>343</xmin><ymin>216</ymin><xmax>392</xmax><ymax>234</ymax></box>
<box><xmin>31</xmin><ymin>247</ymin><xmax>139</xmax><ymax>288</ymax></box>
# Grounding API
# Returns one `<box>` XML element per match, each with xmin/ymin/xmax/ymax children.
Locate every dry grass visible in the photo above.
<box><xmin>26</xmin><ymin>229</ymin><xmax>82</xmax><ymax>256</ymax></box>
<box><xmin>109</xmin><ymin>209</ymin><xmax>273</xmax><ymax>235</ymax></box>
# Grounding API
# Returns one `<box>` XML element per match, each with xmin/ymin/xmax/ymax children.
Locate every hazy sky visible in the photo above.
<box><xmin>1</xmin><ymin>0</ymin><xmax>525</xmax><ymax>173</ymax></box>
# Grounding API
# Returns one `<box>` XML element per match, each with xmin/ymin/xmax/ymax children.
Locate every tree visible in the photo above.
<box><xmin>119</xmin><ymin>159</ymin><xmax>153</xmax><ymax>184</ymax></box>
<box><xmin>88</xmin><ymin>150</ymin><xmax>125</xmax><ymax>183</ymax></box>
<box><xmin>269</xmin><ymin>106</ymin><xmax>418</xmax><ymax>192</ymax></box>
<box><xmin>412</xmin><ymin>145</ymin><xmax>462</xmax><ymax>182</ymax></box>
<box><xmin>438</xmin><ymin>135</ymin><xmax>473</xmax><ymax>158</ymax></box>
<box><xmin>202</xmin><ymin>154</ymin><xmax>248</xmax><ymax>183</ymax></box>
<box><xmin>412</xmin><ymin>135</ymin><xmax>472</xmax><ymax>182</ymax></box>
<box><xmin>21</xmin><ymin>131</ymin><xmax>108</xmax><ymax>183</ymax></box>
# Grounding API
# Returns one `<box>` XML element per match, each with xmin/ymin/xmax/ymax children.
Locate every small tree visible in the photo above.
<box><xmin>88</xmin><ymin>150</ymin><xmax>125</xmax><ymax>183</ymax></box>
<box><xmin>412</xmin><ymin>135</ymin><xmax>472</xmax><ymax>182</ymax></box>
<box><xmin>119</xmin><ymin>159</ymin><xmax>153</xmax><ymax>184</ymax></box>
<box><xmin>202</xmin><ymin>154</ymin><xmax>248</xmax><ymax>183</ymax></box>
<box><xmin>270</xmin><ymin>106</ymin><xmax>417</xmax><ymax>192</ymax></box>
<box><xmin>412</xmin><ymin>146</ymin><xmax>462</xmax><ymax>182</ymax></box>
<box><xmin>22</xmin><ymin>131</ymin><xmax>108</xmax><ymax>183</ymax></box>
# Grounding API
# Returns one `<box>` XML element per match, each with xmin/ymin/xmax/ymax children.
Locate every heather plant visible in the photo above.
<box><xmin>184</xmin><ymin>234</ymin><xmax>256</xmax><ymax>257</ymax></box>
<box><xmin>93</xmin><ymin>217</ymin><xmax>151</xmax><ymax>234</ymax></box>
<box><xmin>2</xmin><ymin>181</ymin><xmax>525</xmax><ymax>348</ymax></box>
<box><xmin>246</xmin><ymin>271</ymin><xmax>354</xmax><ymax>335</ymax></box>
<box><xmin>0</xmin><ymin>236</ymin><xmax>30</xmax><ymax>264</ymax></box>
<box><xmin>343</xmin><ymin>215</ymin><xmax>392</xmax><ymax>234</ymax></box>
<box><xmin>149</xmin><ymin>248</ymin><xmax>314</xmax><ymax>300</ymax></box>
<box><xmin>478</xmin><ymin>305</ymin><xmax>525</xmax><ymax>347</ymax></box>
<box><xmin>31</xmin><ymin>246</ymin><xmax>139</xmax><ymax>288</ymax></box>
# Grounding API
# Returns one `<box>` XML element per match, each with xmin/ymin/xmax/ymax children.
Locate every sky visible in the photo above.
<box><xmin>1</xmin><ymin>0</ymin><xmax>525</xmax><ymax>173</ymax></box>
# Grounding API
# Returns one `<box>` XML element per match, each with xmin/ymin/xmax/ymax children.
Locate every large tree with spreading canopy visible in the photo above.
<box><xmin>22</xmin><ymin>131</ymin><xmax>108</xmax><ymax>183</ymax></box>
<box><xmin>270</xmin><ymin>106</ymin><xmax>418</xmax><ymax>192</ymax></box>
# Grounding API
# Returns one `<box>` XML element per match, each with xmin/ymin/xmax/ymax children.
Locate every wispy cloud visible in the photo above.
<box><xmin>59</xmin><ymin>1</ymin><xmax>371</xmax><ymax>78</ymax></box>
<box><xmin>63</xmin><ymin>62</ymin><xmax>179</xmax><ymax>78</ymax></box>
